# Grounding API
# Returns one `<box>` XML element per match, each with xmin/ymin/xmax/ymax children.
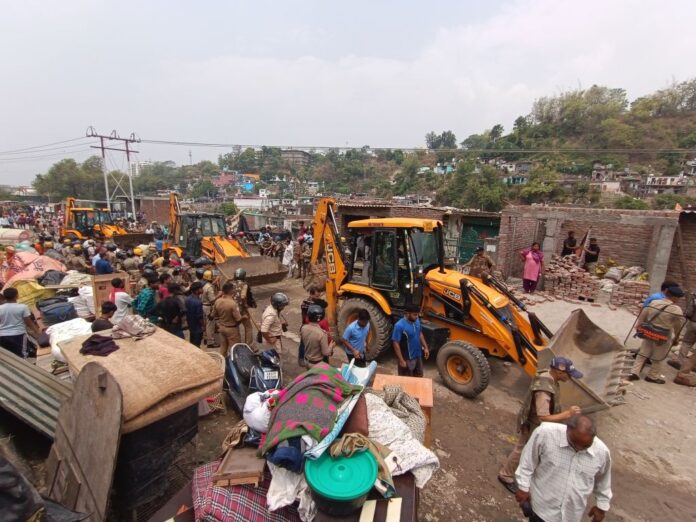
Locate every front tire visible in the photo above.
<box><xmin>337</xmin><ymin>298</ymin><xmax>392</xmax><ymax>360</ymax></box>
<box><xmin>436</xmin><ymin>341</ymin><xmax>490</xmax><ymax>398</ymax></box>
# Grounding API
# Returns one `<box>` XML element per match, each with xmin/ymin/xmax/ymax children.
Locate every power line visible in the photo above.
<box><xmin>0</xmin><ymin>137</ymin><xmax>91</xmax><ymax>155</ymax></box>
<box><xmin>0</xmin><ymin>142</ymin><xmax>96</xmax><ymax>157</ymax></box>
<box><xmin>0</xmin><ymin>148</ymin><xmax>94</xmax><ymax>163</ymax></box>
<box><xmin>140</xmin><ymin>138</ymin><xmax>696</xmax><ymax>155</ymax></box>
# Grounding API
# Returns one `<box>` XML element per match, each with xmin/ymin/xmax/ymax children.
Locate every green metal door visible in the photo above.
<box><xmin>457</xmin><ymin>220</ymin><xmax>499</xmax><ymax>263</ymax></box>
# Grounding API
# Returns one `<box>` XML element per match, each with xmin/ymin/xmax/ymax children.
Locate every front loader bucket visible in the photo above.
<box><xmin>111</xmin><ymin>233</ymin><xmax>155</xmax><ymax>250</ymax></box>
<box><xmin>538</xmin><ymin>309</ymin><xmax>631</xmax><ymax>413</ymax></box>
<box><xmin>216</xmin><ymin>256</ymin><xmax>289</xmax><ymax>286</ymax></box>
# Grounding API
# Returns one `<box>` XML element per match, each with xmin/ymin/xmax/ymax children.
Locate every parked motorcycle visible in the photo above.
<box><xmin>224</xmin><ymin>343</ymin><xmax>282</xmax><ymax>415</ymax></box>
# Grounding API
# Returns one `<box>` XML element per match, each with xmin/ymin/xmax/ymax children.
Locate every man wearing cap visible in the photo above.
<box><xmin>498</xmin><ymin>356</ymin><xmax>583</xmax><ymax>493</ymax></box>
<box><xmin>628</xmin><ymin>285</ymin><xmax>685</xmax><ymax>384</ymax></box>
<box><xmin>464</xmin><ymin>246</ymin><xmax>496</xmax><ymax>279</ymax></box>
<box><xmin>392</xmin><ymin>304</ymin><xmax>430</xmax><ymax>377</ymax></box>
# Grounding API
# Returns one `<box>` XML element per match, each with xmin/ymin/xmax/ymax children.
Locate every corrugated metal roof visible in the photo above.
<box><xmin>336</xmin><ymin>199</ymin><xmax>500</xmax><ymax>217</ymax></box>
<box><xmin>0</xmin><ymin>350</ymin><xmax>72</xmax><ymax>439</ymax></box>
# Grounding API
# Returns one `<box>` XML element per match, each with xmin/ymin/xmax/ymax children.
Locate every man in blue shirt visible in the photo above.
<box><xmin>95</xmin><ymin>252</ymin><xmax>114</xmax><ymax>275</ymax></box>
<box><xmin>392</xmin><ymin>303</ymin><xmax>430</xmax><ymax>377</ymax></box>
<box><xmin>643</xmin><ymin>280</ymin><xmax>678</xmax><ymax>307</ymax></box>
<box><xmin>339</xmin><ymin>308</ymin><xmax>370</xmax><ymax>367</ymax></box>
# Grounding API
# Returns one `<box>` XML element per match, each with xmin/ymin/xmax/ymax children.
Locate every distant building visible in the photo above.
<box><xmin>212</xmin><ymin>173</ymin><xmax>236</xmax><ymax>189</ymax></box>
<box><xmin>281</xmin><ymin>149</ymin><xmax>311</xmax><ymax>168</ymax></box>
<box><xmin>501</xmin><ymin>174</ymin><xmax>528</xmax><ymax>186</ymax></box>
<box><xmin>128</xmin><ymin>160</ymin><xmax>152</xmax><ymax>177</ymax></box>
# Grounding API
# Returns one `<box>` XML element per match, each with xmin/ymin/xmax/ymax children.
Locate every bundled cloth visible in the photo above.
<box><xmin>364</xmin><ymin>393</ymin><xmax>439</xmax><ymax>488</ymax></box>
<box><xmin>368</xmin><ymin>384</ymin><xmax>427</xmax><ymax>442</ymax></box>
<box><xmin>330</xmin><ymin>433</ymin><xmax>398</xmax><ymax>498</ymax></box>
<box><xmin>1</xmin><ymin>252</ymin><xmax>66</xmax><ymax>289</ymax></box>
<box><xmin>80</xmin><ymin>334</ymin><xmax>119</xmax><ymax>357</ymax></box>
<box><xmin>259</xmin><ymin>364</ymin><xmax>363</xmax><ymax>457</ymax></box>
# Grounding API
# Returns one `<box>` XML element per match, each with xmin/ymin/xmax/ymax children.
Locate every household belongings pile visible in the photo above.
<box><xmin>192</xmin><ymin>362</ymin><xmax>439</xmax><ymax>522</ymax></box>
<box><xmin>57</xmin><ymin>327</ymin><xmax>223</xmax><ymax>433</ymax></box>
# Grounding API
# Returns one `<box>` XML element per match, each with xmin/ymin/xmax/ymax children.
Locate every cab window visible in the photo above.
<box><xmin>372</xmin><ymin>230</ymin><xmax>396</xmax><ymax>288</ymax></box>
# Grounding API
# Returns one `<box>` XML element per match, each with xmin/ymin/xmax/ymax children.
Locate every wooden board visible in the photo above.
<box><xmin>45</xmin><ymin>362</ymin><xmax>123</xmax><ymax>521</ymax></box>
<box><xmin>212</xmin><ymin>446</ymin><xmax>265</xmax><ymax>487</ymax></box>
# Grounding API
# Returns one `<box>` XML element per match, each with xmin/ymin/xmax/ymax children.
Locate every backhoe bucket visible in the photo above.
<box><xmin>111</xmin><ymin>233</ymin><xmax>155</xmax><ymax>250</ymax></box>
<box><xmin>216</xmin><ymin>256</ymin><xmax>289</xmax><ymax>286</ymax></box>
<box><xmin>538</xmin><ymin>309</ymin><xmax>631</xmax><ymax>413</ymax></box>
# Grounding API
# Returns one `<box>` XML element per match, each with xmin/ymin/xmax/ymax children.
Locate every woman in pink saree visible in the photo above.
<box><xmin>520</xmin><ymin>242</ymin><xmax>544</xmax><ymax>293</ymax></box>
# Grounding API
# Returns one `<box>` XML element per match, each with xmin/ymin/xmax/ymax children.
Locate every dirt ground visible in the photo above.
<box><xmin>2</xmin><ymin>277</ymin><xmax>695</xmax><ymax>521</ymax></box>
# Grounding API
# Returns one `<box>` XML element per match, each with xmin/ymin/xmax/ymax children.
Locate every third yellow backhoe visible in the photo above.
<box><xmin>310</xmin><ymin>197</ymin><xmax>631</xmax><ymax>411</ymax></box>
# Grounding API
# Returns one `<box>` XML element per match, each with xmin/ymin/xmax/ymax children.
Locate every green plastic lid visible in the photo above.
<box><xmin>304</xmin><ymin>451</ymin><xmax>377</xmax><ymax>501</ymax></box>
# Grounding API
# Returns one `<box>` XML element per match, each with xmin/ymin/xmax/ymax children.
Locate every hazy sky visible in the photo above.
<box><xmin>2</xmin><ymin>0</ymin><xmax>696</xmax><ymax>185</ymax></box>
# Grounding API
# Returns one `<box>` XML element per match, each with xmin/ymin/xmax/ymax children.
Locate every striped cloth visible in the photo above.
<box><xmin>192</xmin><ymin>460</ymin><xmax>301</xmax><ymax>522</ymax></box>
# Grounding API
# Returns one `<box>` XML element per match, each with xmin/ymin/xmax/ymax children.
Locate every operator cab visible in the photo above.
<box><xmin>70</xmin><ymin>208</ymin><xmax>113</xmax><ymax>236</ymax></box>
<box><xmin>346</xmin><ymin>218</ymin><xmax>444</xmax><ymax>311</ymax></box>
<box><xmin>174</xmin><ymin>213</ymin><xmax>227</xmax><ymax>257</ymax></box>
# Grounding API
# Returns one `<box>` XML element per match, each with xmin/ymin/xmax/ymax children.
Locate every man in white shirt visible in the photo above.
<box><xmin>0</xmin><ymin>288</ymin><xmax>40</xmax><ymax>357</ymax></box>
<box><xmin>515</xmin><ymin>416</ymin><xmax>611</xmax><ymax>522</ymax></box>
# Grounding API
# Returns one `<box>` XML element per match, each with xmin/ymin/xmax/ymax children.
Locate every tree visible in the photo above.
<box><xmin>440</xmin><ymin>163</ymin><xmax>506</xmax><ymax>212</ymax></box>
<box><xmin>216</xmin><ymin>202</ymin><xmax>239</xmax><ymax>215</ymax></box>
<box><xmin>426</xmin><ymin>131</ymin><xmax>457</xmax><ymax>150</ymax></box>
<box><xmin>489</xmin><ymin>124</ymin><xmax>504</xmax><ymax>142</ymax></box>
<box><xmin>33</xmin><ymin>157</ymin><xmax>106</xmax><ymax>200</ymax></box>
<box><xmin>613</xmin><ymin>196</ymin><xmax>649</xmax><ymax>210</ymax></box>
<box><xmin>190</xmin><ymin>180</ymin><xmax>217</xmax><ymax>199</ymax></box>
<box><xmin>519</xmin><ymin>167</ymin><xmax>563</xmax><ymax>204</ymax></box>
<box><xmin>392</xmin><ymin>155</ymin><xmax>420</xmax><ymax>195</ymax></box>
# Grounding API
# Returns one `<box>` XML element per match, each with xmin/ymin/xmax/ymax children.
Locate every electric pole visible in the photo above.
<box><xmin>86</xmin><ymin>127</ymin><xmax>140</xmax><ymax>218</ymax></box>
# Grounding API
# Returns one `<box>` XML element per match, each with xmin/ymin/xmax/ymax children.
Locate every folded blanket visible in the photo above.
<box><xmin>259</xmin><ymin>364</ymin><xmax>362</xmax><ymax>457</ymax></box>
<box><xmin>364</xmin><ymin>393</ymin><xmax>439</xmax><ymax>488</ymax></box>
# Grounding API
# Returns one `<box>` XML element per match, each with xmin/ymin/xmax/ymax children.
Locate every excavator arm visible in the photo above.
<box><xmin>63</xmin><ymin>197</ymin><xmax>75</xmax><ymax>232</ymax></box>
<box><xmin>169</xmin><ymin>192</ymin><xmax>180</xmax><ymax>241</ymax></box>
<box><xmin>310</xmin><ymin>198</ymin><xmax>349</xmax><ymax>331</ymax></box>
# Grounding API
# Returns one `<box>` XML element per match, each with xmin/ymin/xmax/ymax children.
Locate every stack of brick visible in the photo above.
<box><xmin>543</xmin><ymin>254</ymin><xmax>601</xmax><ymax>302</ymax></box>
<box><xmin>609</xmin><ymin>280</ymin><xmax>650</xmax><ymax>315</ymax></box>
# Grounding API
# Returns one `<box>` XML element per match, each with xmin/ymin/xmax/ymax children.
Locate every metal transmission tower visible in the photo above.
<box><xmin>86</xmin><ymin>127</ymin><xmax>140</xmax><ymax>217</ymax></box>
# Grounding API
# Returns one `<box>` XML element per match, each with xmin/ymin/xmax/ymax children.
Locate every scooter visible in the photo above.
<box><xmin>224</xmin><ymin>343</ymin><xmax>282</xmax><ymax>415</ymax></box>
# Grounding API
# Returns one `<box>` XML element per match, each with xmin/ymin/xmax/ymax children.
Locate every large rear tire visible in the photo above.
<box><xmin>337</xmin><ymin>298</ymin><xmax>392</xmax><ymax>360</ymax></box>
<box><xmin>436</xmin><ymin>341</ymin><xmax>490</xmax><ymax>398</ymax></box>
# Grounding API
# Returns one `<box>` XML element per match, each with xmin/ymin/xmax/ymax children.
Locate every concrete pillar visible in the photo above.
<box><xmin>542</xmin><ymin>218</ymin><xmax>560</xmax><ymax>263</ymax></box>
<box><xmin>647</xmin><ymin>224</ymin><xmax>677</xmax><ymax>293</ymax></box>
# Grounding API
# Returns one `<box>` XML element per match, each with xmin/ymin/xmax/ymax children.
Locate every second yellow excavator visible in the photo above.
<box><xmin>165</xmin><ymin>193</ymin><xmax>287</xmax><ymax>285</ymax></box>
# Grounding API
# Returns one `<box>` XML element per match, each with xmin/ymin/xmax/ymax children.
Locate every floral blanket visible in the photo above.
<box><xmin>259</xmin><ymin>364</ymin><xmax>362</xmax><ymax>456</ymax></box>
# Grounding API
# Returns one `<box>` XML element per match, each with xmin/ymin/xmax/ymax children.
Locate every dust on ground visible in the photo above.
<box><xmin>2</xmin><ymin>278</ymin><xmax>695</xmax><ymax>521</ymax></box>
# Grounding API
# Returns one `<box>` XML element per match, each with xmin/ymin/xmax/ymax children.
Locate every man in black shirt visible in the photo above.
<box><xmin>561</xmin><ymin>231</ymin><xmax>577</xmax><ymax>257</ymax></box>
<box><xmin>584</xmin><ymin>238</ymin><xmax>601</xmax><ymax>271</ymax></box>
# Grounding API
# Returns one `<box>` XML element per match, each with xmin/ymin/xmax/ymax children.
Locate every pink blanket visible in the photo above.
<box><xmin>1</xmin><ymin>252</ymin><xmax>66</xmax><ymax>289</ymax></box>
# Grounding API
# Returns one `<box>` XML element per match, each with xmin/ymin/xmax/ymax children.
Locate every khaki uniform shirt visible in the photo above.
<box><xmin>213</xmin><ymin>297</ymin><xmax>242</xmax><ymax>327</ymax></box>
<box><xmin>66</xmin><ymin>255</ymin><xmax>89</xmax><ymax>272</ymax></box>
<box><xmin>202</xmin><ymin>282</ymin><xmax>216</xmax><ymax>306</ymax></box>
<box><xmin>301</xmin><ymin>323</ymin><xmax>330</xmax><ymax>363</ymax></box>
<box><xmin>122</xmin><ymin>257</ymin><xmax>139</xmax><ymax>271</ymax></box>
<box><xmin>261</xmin><ymin>304</ymin><xmax>284</xmax><ymax>351</ymax></box>
<box><xmin>637</xmin><ymin>298</ymin><xmax>684</xmax><ymax>345</ymax></box>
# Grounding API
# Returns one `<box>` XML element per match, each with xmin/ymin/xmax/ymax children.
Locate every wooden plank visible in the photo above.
<box><xmin>371</xmin><ymin>375</ymin><xmax>433</xmax><ymax>408</ymax></box>
<box><xmin>93</xmin><ymin>271</ymin><xmax>129</xmax><ymax>317</ymax></box>
<box><xmin>46</xmin><ymin>362</ymin><xmax>123</xmax><ymax>522</ymax></box>
<box><xmin>212</xmin><ymin>446</ymin><xmax>265</xmax><ymax>486</ymax></box>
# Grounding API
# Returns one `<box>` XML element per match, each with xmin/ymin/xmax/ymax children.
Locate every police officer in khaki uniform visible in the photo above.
<box><xmin>201</xmin><ymin>269</ymin><xmax>218</xmax><ymax>347</ymax></box>
<box><xmin>301</xmin><ymin>304</ymin><xmax>332</xmax><ymax>366</ymax></box>
<box><xmin>629</xmin><ymin>285</ymin><xmax>685</xmax><ymax>384</ymax></box>
<box><xmin>231</xmin><ymin>268</ymin><xmax>256</xmax><ymax>346</ymax></box>
<box><xmin>498</xmin><ymin>357</ymin><xmax>583</xmax><ymax>493</ymax></box>
<box><xmin>261</xmin><ymin>292</ymin><xmax>289</xmax><ymax>354</ymax></box>
<box><xmin>212</xmin><ymin>281</ymin><xmax>246</xmax><ymax>357</ymax></box>
<box><xmin>66</xmin><ymin>245</ymin><xmax>89</xmax><ymax>272</ymax></box>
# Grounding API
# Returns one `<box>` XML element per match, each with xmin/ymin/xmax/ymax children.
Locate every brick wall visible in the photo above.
<box><xmin>666</xmin><ymin>214</ymin><xmax>696</xmax><ymax>290</ymax></box>
<box><xmin>558</xmin><ymin>220</ymin><xmax>653</xmax><ymax>268</ymax></box>
<box><xmin>497</xmin><ymin>214</ymin><xmax>544</xmax><ymax>278</ymax></box>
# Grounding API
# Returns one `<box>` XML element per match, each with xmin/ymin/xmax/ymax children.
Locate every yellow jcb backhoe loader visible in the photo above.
<box><xmin>311</xmin><ymin>197</ymin><xmax>630</xmax><ymax>409</ymax></box>
<box><xmin>60</xmin><ymin>197</ymin><xmax>153</xmax><ymax>248</ymax></box>
<box><xmin>164</xmin><ymin>193</ymin><xmax>287</xmax><ymax>285</ymax></box>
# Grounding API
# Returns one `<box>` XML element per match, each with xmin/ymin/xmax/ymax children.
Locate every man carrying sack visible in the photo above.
<box><xmin>628</xmin><ymin>285</ymin><xmax>685</xmax><ymax>384</ymax></box>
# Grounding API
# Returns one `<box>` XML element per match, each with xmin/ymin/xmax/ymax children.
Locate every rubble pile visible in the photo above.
<box><xmin>543</xmin><ymin>254</ymin><xmax>601</xmax><ymax>301</ymax></box>
<box><xmin>609</xmin><ymin>280</ymin><xmax>651</xmax><ymax>315</ymax></box>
